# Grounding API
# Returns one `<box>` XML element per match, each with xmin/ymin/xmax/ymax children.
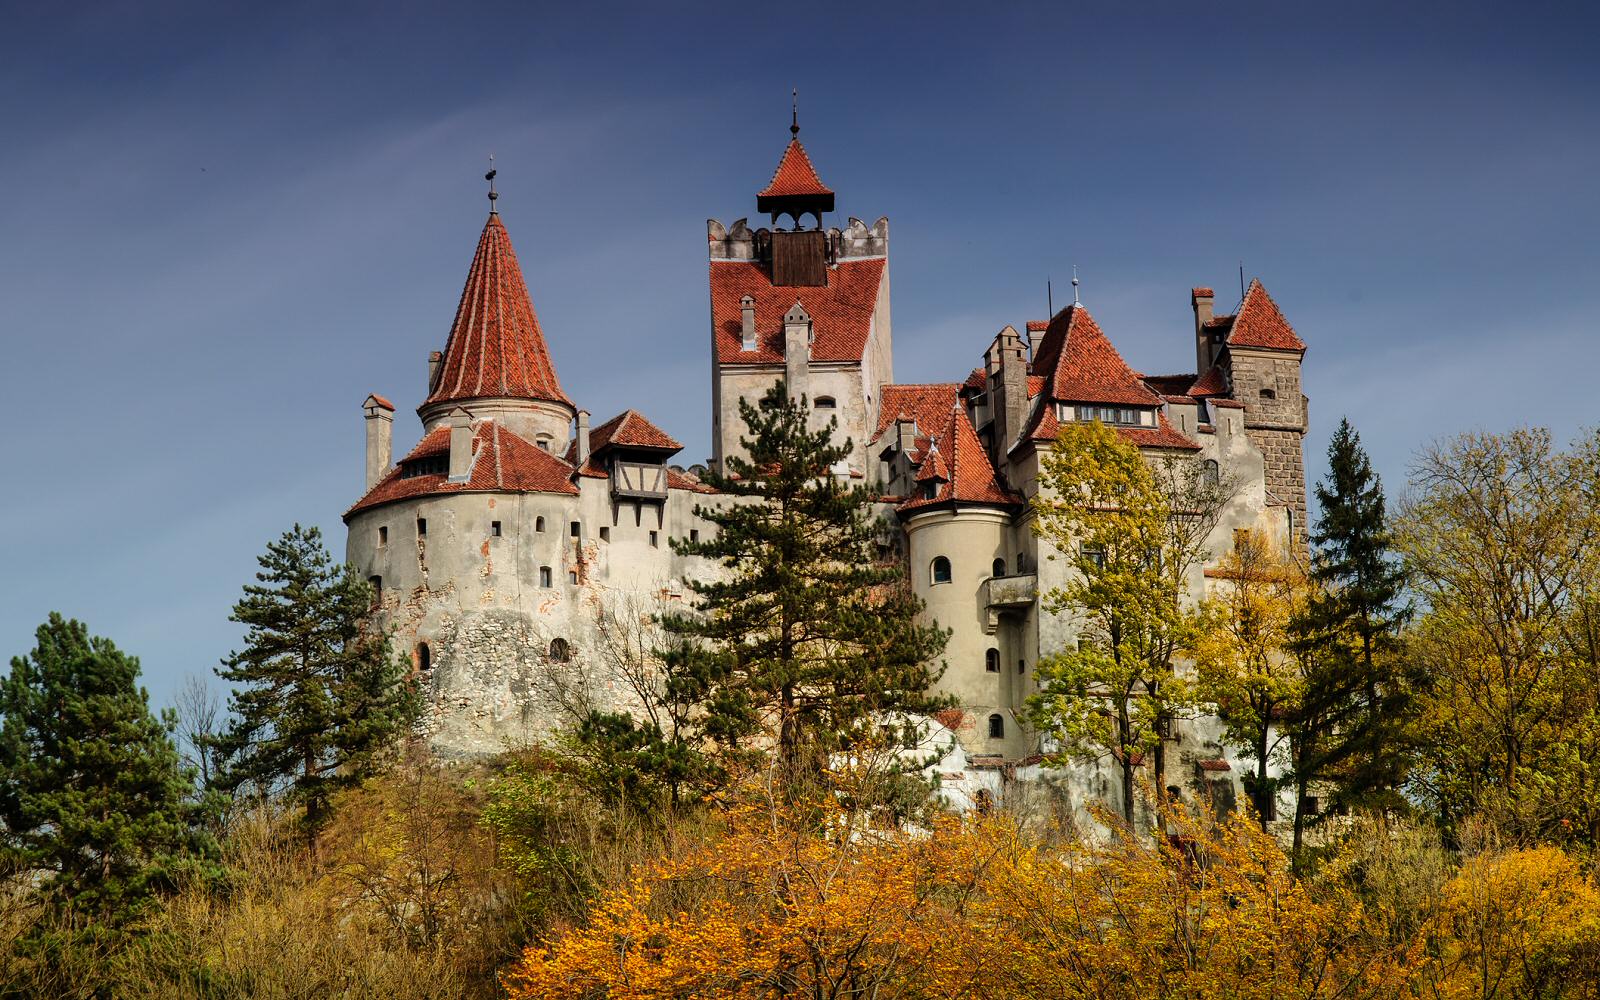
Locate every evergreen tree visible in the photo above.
<box><xmin>662</xmin><ymin>382</ymin><xmax>950</xmax><ymax>790</ymax></box>
<box><xmin>0</xmin><ymin>614</ymin><xmax>199</xmax><ymax>920</ymax></box>
<box><xmin>1288</xmin><ymin>419</ymin><xmax>1412</xmax><ymax>852</ymax></box>
<box><xmin>213</xmin><ymin>524</ymin><xmax>420</xmax><ymax>844</ymax></box>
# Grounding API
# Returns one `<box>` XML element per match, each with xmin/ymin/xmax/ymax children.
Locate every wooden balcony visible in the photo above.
<box><xmin>611</xmin><ymin>460</ymin><xmax>668</xmax><ymax>501</ymax></box>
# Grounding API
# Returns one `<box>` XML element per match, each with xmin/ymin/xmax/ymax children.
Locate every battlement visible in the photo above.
<box><xmin>708</xmin><ymin>216</ymin><xmax>889</xmax><ymax>264</ymax></box>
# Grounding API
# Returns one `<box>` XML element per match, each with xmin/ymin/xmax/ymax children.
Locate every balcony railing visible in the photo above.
<box><xmin>982</xmin><ymin>573</ymin><xmax>1038</xmax><ymax>633</ymax></box>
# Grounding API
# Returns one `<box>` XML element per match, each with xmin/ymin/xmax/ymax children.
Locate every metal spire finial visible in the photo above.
<box><xmin>485</xmin><ymin>153</ymin><xmax>498</xmax><ymax>214</ymax></box>
<box><xmin>790</xmin><ymin>88</ymin><xmax>800</xmax><ymax>139</ymax></box>
<box><xmin>1072</xmin><ymin>265</ymin><xmax>1081</xmax><ymax>305</ymax></box>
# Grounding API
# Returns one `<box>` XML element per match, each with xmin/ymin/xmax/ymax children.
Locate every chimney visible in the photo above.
<box><xmin>1192</xmin><ymin>287</ymin><xmax>1216</xmax><ymax>373</ymax></box>
<box><xmin>428</xmin><ymin>351</ymin><xmax>443</xmax><ymax>393</ymax></box>
<box><xmin>363</xmin><ymin>394</ymin><xmax>395</xmax><ymax>490</ymax></box>
<box><xmin>740</xmin><ymin>295</ymin><xmax>757</xmax><ymax>352</ymax></box>
<box><xmin>783</xmin><ymin>302</ymin><xmax>812</xmax><ymax>404</ymax></box>
<box><xmin>991</xmin><ymin>326</ymin><xmax>1027</xmax><ymax>463</ymax></box>
<box><xmin>576</xmin><ymin>409</ymin><xmax>591</xmax><ymax>464</ymax></box>
<box><xmin>447</xmin><ymin>408</ymin><xmax>474</xmax><ymax>481</ymax></box>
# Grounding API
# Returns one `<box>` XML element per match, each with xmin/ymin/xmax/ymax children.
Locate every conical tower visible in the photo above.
<box><xmin>417</xmin><ymin>210</ymin><xmax>575</xmax><ymax>451</ymax></box>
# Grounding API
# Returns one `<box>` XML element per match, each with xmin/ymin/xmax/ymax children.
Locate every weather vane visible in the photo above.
<box><xmin>791</xmin><ymin>88</ymin><xmax>800</xmax><ymax>139</ymax></box>
<box><xmin>486</xmin><ymin>153</ymin><xmax>498</xmax><ymax>213</ymax></box>
<box><xmin>1072</xmin><ymin>265</ymin><xmax>1081</xmax><ymax>305</ymax></box>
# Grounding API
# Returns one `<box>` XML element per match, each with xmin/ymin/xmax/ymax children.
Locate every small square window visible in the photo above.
<box><xmin>649</xmin><ymin>531</ymin><xmax>659</xmax><ymax>548</ymax></box>
<box><xmin>378</xmin><ymin>526</ymin><xmax>388</xmax><ymax>546</ymax></box>
<box><xmin>690</xmin><ymin>529</ymin><xmax>700</xmax><ymax>542</ymax></box>
<box><xmin>490</xmin><ymin>521</ymin><xmax>502</xmax><ymax>537</ymax></box>
<box><xmin>570</xmin><ymin>521</ymin><xmax>581</xmax><ymax>538</ymax></box>
<box><xmin>599</xmin><ymin>526</ymin><xmax>610</xmax><ymax>542</ymax></box>
<box><xmin>539</xmin><ymin>566</ymin><xmax>552</xmax><ymax>587</ymax></box>
<box><xmin>416</xmin><ymin>518</ymin><xmax>427</xmax><ymax>537</ymax></box>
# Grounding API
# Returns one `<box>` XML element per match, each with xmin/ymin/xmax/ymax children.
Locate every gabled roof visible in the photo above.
<box><xmin>1030</xmin><ymin>305</ymin><xmax>1164</xmax><ymax>407</ymax></box>
<box><xmin>900</xmin><ymin>403</ymin><xmax>1020</xmax><ymax>512</ymax></box>
<box><xmin>710</xmin><ymin>257</ymin><xmax>885</xmax><ymax>365</ymax></box>
<box><xmin>1227</xmin><ymin>279</ymin><xmax>1305</xmax><ymax>352</ymax></box>
<box><xmin>588</xmin><ymin>409</ymin><xmax>682</xmax><ymax>454</ymax></box>
<box><xmin>346</xmin><ymin>419</ymin><xmax>579</xmax><ymax>518</ymax></box>
<box><xmin>425</xmin><ymin>214</ymin><xmax>573</xmax><ymax>410</ymax></box>
<box><xmin>758</xmin><ymin>139</ymin><xmax>833</xmax><ymax>200</ymax></box>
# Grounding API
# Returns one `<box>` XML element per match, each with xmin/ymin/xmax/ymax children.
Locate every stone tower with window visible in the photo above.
<box><xmin>707</xmin><ymin>123</ymin><xmax>892</xmax><ymax>479</ymax></box>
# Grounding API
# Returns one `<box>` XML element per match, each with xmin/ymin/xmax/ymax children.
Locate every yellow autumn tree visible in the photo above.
<box><xmin>1191</xmin><ymin>528</ymin><xmax>1309</xmax><ymax>828</ymax></box>
<box><xmin>1421</xmin><ymin>845</ymin><xmax>1600</xmax><ymax>1000</ymax></box>
<box><xmin>987</xmin><ymin>796</ymin><xmax>1417</xmax><ymax>999</ymax></box>
<box><xmin>501</xmin><ymin>797</ymin><xmax>1015</xmax><ymax>1000</ymax></box>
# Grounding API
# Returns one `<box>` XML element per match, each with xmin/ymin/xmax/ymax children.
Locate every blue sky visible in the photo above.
<box><xmin>3</xmin><ymin>1</ymin><xmax>1597</xmax><ymax>706</ymax></box>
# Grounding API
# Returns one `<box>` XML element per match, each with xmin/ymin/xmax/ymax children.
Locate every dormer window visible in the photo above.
<box><xmin>535</xmin><ymin>435</ymin><xmax>554</xmax><ymax>451</ymax></box>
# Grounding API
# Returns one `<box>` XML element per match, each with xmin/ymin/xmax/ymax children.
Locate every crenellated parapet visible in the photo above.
<box><xmin>707</xmin><ymin>216</ymin><xmax>890</xmax><ymax>265</ymax></box>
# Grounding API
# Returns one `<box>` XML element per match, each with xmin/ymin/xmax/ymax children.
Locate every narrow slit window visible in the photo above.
<box><xmin>987</xmin><ymin>714</ymin><xmax>1005</xmax><ymax>739</ymax></box>
<box><xmin>490</xmin><ymin>521</ymin><xmax>502</xmax><ymax>537</ymax></box>
<box><xmin>416</xmin><ymin>642</ymin><xmax>430</xmax><ymax>672</ymax></box>
<box><xmin>535</xmin><ymin>516</ymin><xmax>545</xmax><ymax>533</ymax></box>
<box><xmin>690</xmin><ymin>529</ymin><xmax>700</xmax><ymax>542</ymax></box>
<box><xmin>378</xmin><ymin>526</ymin><xmax>388</xmax><ymax>546</ymax></box>
<box><xmin>416</xmin><ymin>518</ymin><xmax>427</xmax><ymax>537</ymax></box>
<box><xmin>539</xmin><ymin>566</ymin><xmax>552</xmax><ymax>588</ymax></box>
<box><xmin>649</xmin><ymin>531</ymin><xmax>659</xmax><ymax>548</ymax></box>
<box><xmin>985</xmin><ymin>648</ymin><xmax>1000</xmax><ymax>673</ymax></box>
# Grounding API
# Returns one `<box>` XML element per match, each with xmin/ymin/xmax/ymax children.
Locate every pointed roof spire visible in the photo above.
<box><xmin>424</xmin><ymin>212</ymin><xmax>573</xmax><ymax>410</ymax></box>
<box><xmin>758</xmin><ymin>96</ymin><xmax>834</xmax><ymax>219</ymax></box>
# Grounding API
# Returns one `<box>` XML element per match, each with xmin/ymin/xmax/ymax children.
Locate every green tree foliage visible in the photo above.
<box><xmin>653</xmin><ymin>382</ymin><xmax>950</xmax><ymax>791</ymax></box>
<box><xmin>1399</xmin><ymin>428</ymin><xmax>1600</xmax><ymax>846</ymax></box>
<box><xmin>0</xmin><ymin>614</ymin><xmax>202</xmax><ymax>921</ymax></box>
<box><xmin>212</xmin><ymin>524</ymin><xmax>421</xmax><ymax>845</ymax></box>
<box><xmin>1283</xmin><ymin>418</ymin><xmax>1412</xmax><ymax>860</ymax></box>
<box><xmin>1028</xmin><ymin>420</ymin><xmax>1231</xmax><ymax>824</ymax></box>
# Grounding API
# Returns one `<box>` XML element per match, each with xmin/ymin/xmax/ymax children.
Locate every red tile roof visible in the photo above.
<box><xmin>587</xmin><ymin>409</ymin><xmax>682</xmax><ymax>454</ymax></box>
<box><xmin>1188</xmin><ymin>364</ymin><xmax>1230</xmax><ymax>397</ymax></box>
<box><xmin>873</xmin><ymin>384</ymin><xmax>962</xmax><ymax>442</ymax></box>
<box><xmin>1196</xmin><ymin>758</ymin><xmax>1232</xmax><ymax>773</ymax></box>
<box><xmin>1140</xmin><ymin>374</ymin><xmax>1197</xmax><ymax>398</ymax></box>
<box><xmin>1031</xmin><ymin>305</ymin><xmax>1164</xmax><ymax>407</ymax></box>
<box><xmin>1025</xmin><ymin>320</ymin><xmax>1049</xmax><ymax>333</ymax></box>
<box><xmin>1192</xmin><ymin>286</ymin><xmax>1215</xmax><ymax>300</ymax></box>
<box><xmin>345</xmin><ymin>419</ymin><xmax>579</xmax><ymax>517</ymax></box>
<box><xmin>758</xmin><ymin>139</ymin><xmax>833</xmax><ymax>199</ymax></box>
<box><xmin>710</xmin><ymin>258</ymin><xmax>886</xmax><ymax>365</ymax></box>
<box><xmin>1227</xmin><ymin>279</ymin><xmax>1305</xmax><ymax>352</ymax></box>
<box><xmin>425</xmin><ymin>215</ymin><xmax>573</xmax><ymax>410</ymax></box>
<box><xmin>1118</xmin><ymin>413</ymin><xmax>1201</xmax><ymax>451</ymax></box>
<box><xmin>900</xmin><ymin>403</ymin><xmax>1020</xmax><ymax>511</ymax></box>
<box><xmin>365</xmin><ymin>393</ymin><xmax>395</xmax><ymax>411</ymax></box>
<box><xmin>667</xmin><ymin>468</ymin><xmax>718</xmax><ymax>494</ymax></box>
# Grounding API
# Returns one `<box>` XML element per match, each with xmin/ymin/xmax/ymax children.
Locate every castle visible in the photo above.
<box><xmin>344</xmin><ymin>124</ymin><xmax>1308</xmax><ymax>819</ymax></box>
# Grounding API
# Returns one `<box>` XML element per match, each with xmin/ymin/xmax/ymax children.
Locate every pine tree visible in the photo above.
<box><xmin>662</xmin><ymin>382</ymin><xmax>950</xmax><ymax>791</ymax></box>
<box><xmin>0</xmin><ymin>614</ymin><xmax>200</xmax><ymax>920</ymax></box>
<box><xmin>1288</xmin><ymin>419</ymin><xmax>1412</xmax><ymax>854</ymax></box>
<box><xmin>213</xmin><ymin>524</ymin><xmax>420</xmax><ymax>844</ymax></box>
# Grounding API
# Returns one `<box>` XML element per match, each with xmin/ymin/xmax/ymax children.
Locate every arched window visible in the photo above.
<box><xmin>549</xmin><ymin>638</ymin><xmax>570</xmax><ymax>663</ymax></box>
<box><xmin>930</xmin><ymin>556</ymin><xmax>952</xmax><ymax>585</ymax></box>
<box><xmin>535</xmin><ymin>516</ymin><xmax>546</xmax><ymax>532</ymax></box>
<box><xmin>416</xmin><ymin>642</ymin><xmax>431</xmax><ymax>672</ymax></box>
<box><xmin>973</xmin><ymin>788</ymin><xmax>994</xmax><ymax>815</ymax></box>
<box><xmin>1202</xmin><ymin>459</ymin><xmax>1220</xmax><ymax>488</ymax></box>
<box><xmin>1260</xmin><ymin>387</ymin><xmax>1277</xmax><ymax>400</ymax></box>
<box><xmin>985</xmin><ymin>648</ymin><xmax>1000</xmax><ymax>673</ymax></box>
<box><xmin>368</xmin><ymin>575</ymin><xmax>382</xmax><ymax>608</ymax></box>
<box><xmin>539</xmin><ymin>566</ymin><xmax>553</xmax><ymax>588</ymax></box>
<box><xmin>814</xmin><ymin>396</ymin><xmax>836</xmax><ymax>409</ymax></box>
<box><xmin>987</xmin><ymin>714</ymin><xmax>1005</xmax><ymax>739</ymax></box>
<box><xmin>992</xmin><ymin>556</ymin><xmax>1006</xmax><ymax>578</ymax></box>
